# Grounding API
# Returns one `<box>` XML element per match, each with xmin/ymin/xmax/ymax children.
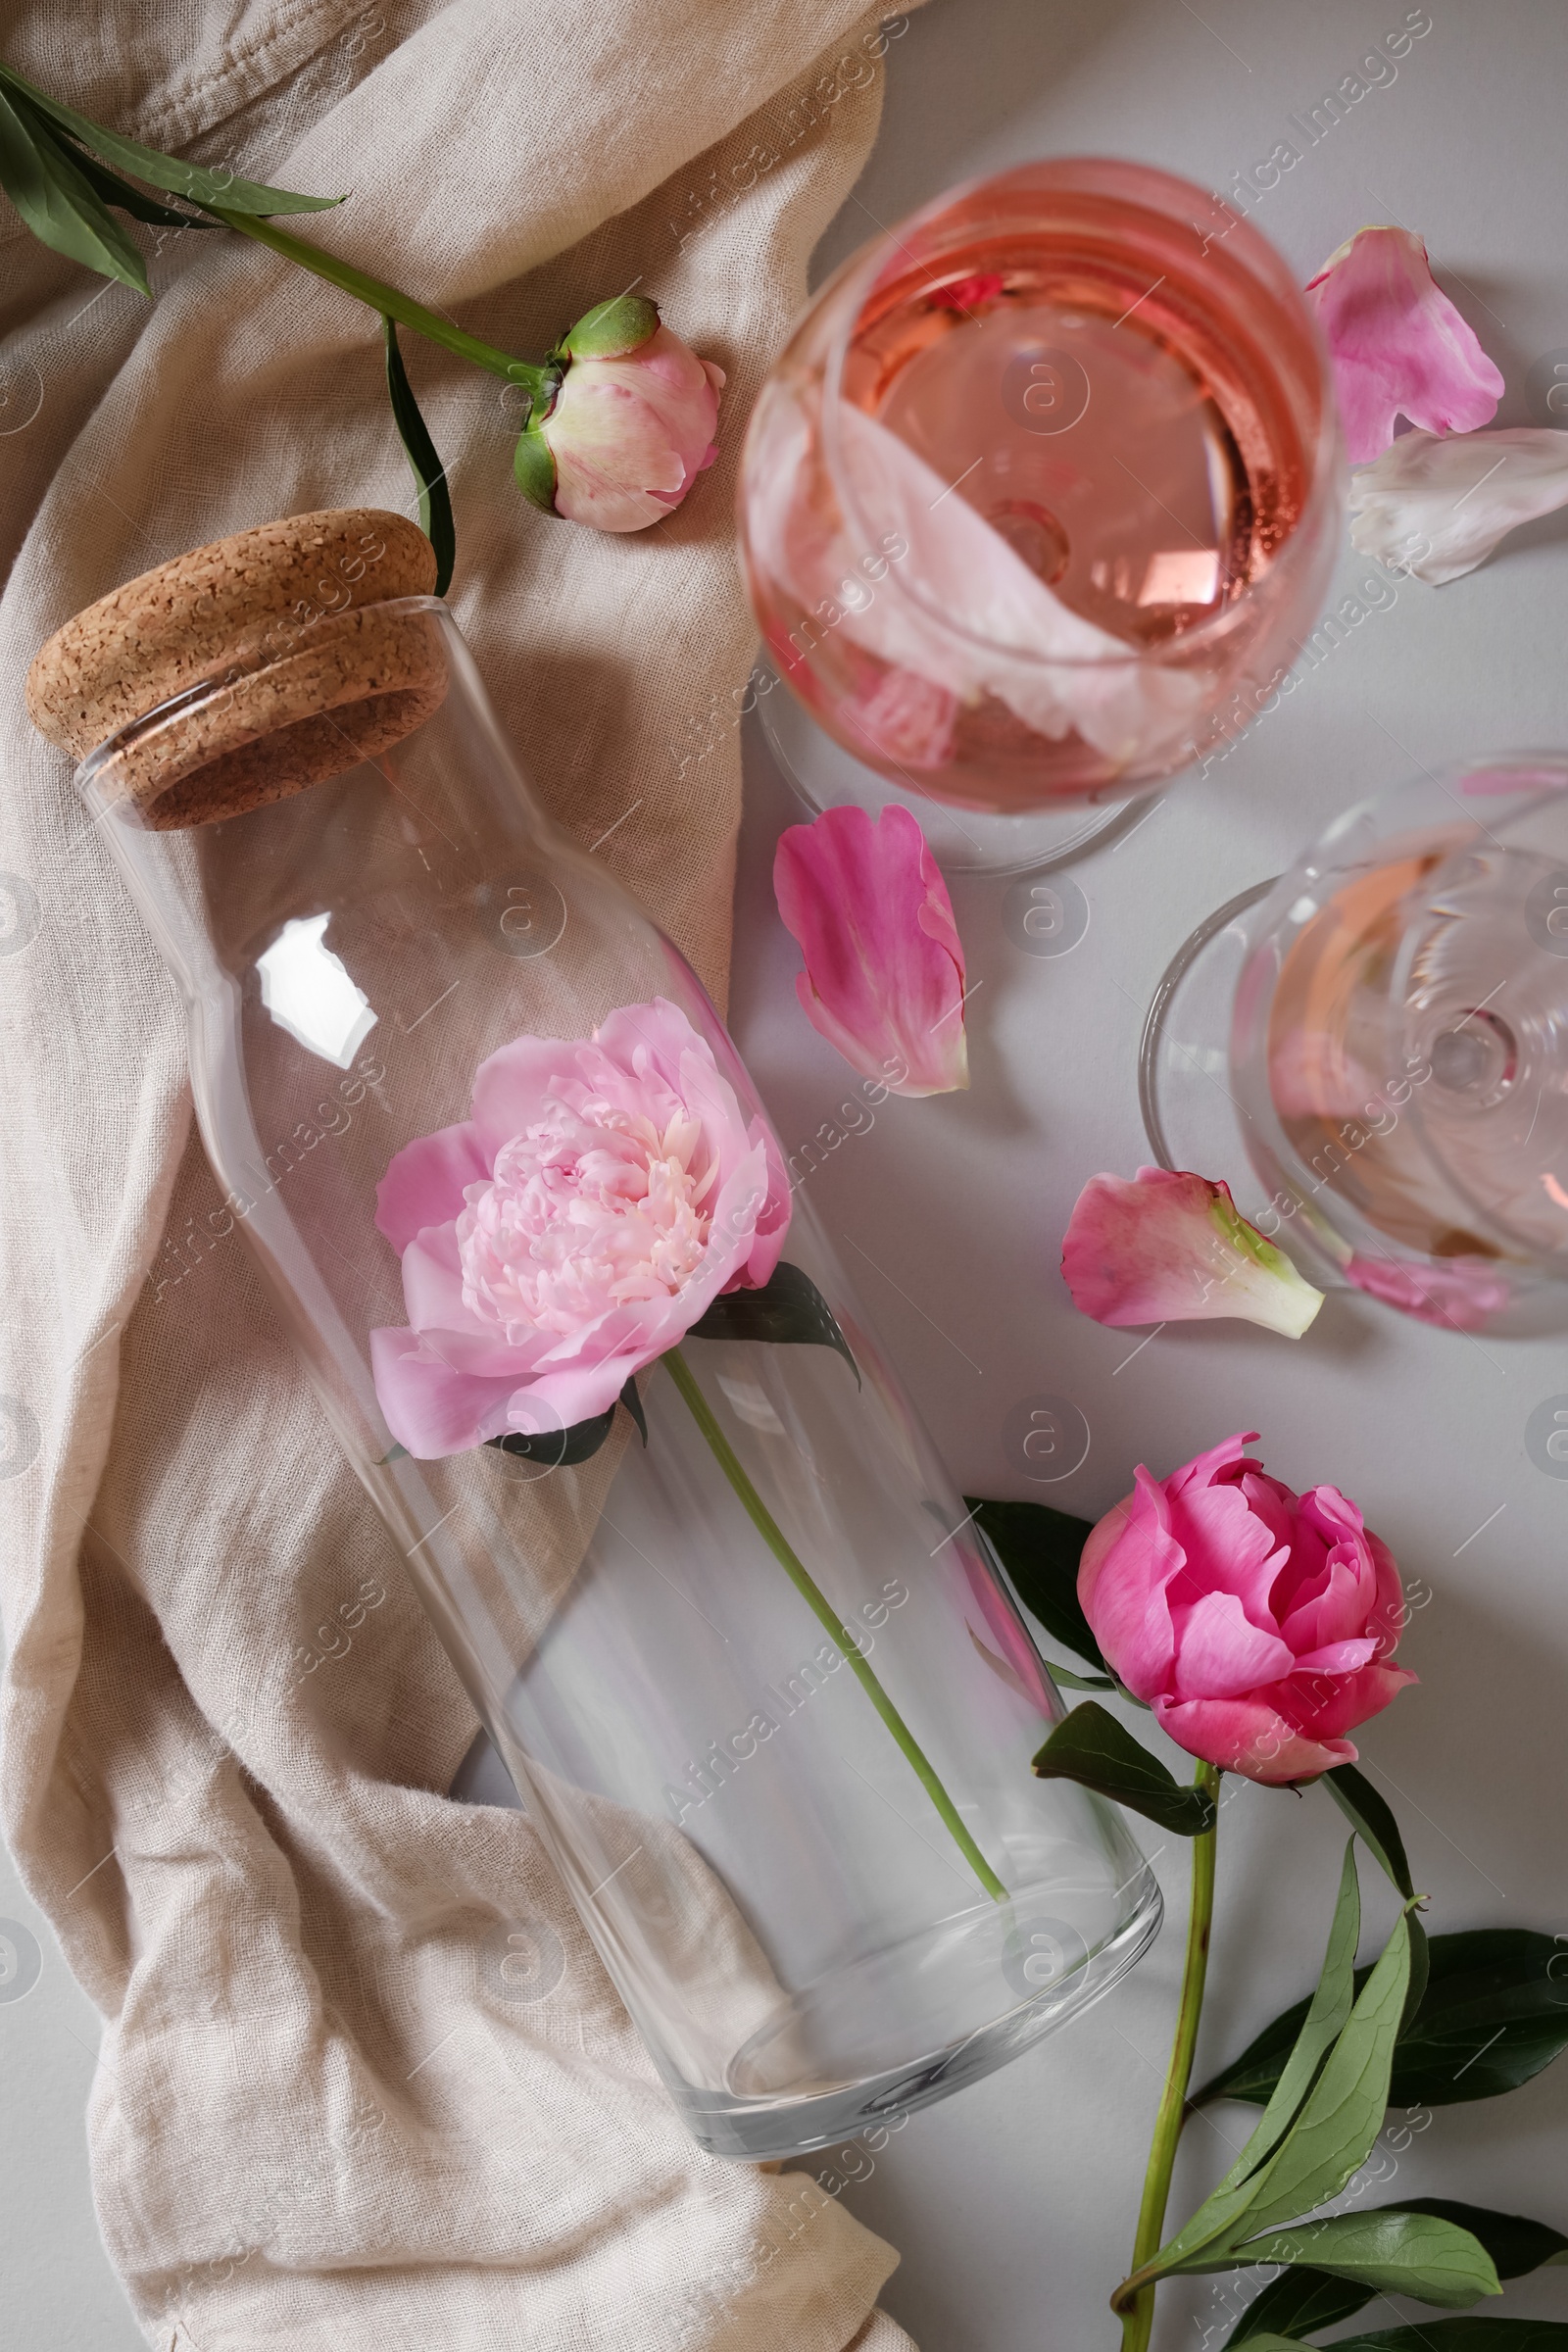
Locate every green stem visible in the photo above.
<box><xmin>212</xmin><ymin>206</ymin><xmax>547</xmax><ymax>395</ymax></box>
<box><xmin>662</xmin><ymin>1346</ymin><xmax>1006</xmax><ymax>1905</ymax></box>
<box><xmin>1113</xmin><ymin>1759</ymin><xmax>1221</xmax><ymax>2352</ymax></box>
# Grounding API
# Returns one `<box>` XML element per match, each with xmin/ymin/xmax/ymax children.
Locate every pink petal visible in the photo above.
<box><xmin>1153</xmin><ymin>1695</ymin><xmax>1357</xmax><ymax>1786</ymax></box>
<box><xmin>369</xmin><ymin>1327</ymin><xmax>520</xmax><ymax>1458</ymax></box>
<box><xmin>374</xmin><ymin>1119</ymin><xmax>489</xmax><ymax>1255</ymax></box>
<box><xmin>841</xmin><ymin>667</ymin><xmax>958</xmax><ymax>771</ymax></box>
<box><xmin>1348</xmin><ymin>426</ymin><xmax>1568</xmax><ymax>586</ymax></box>
<box><xmin>1305</xmin><ymin>226</ymin><xmax>1503</xmax><ymax>464</ymax></box>
<box><xmin>1061</xmin><ymin>1169</ymin><xmax>1323</xmax><ymax>1337</ymax></box>
<box><xmin>1168</xmin><ymin>1590</ymin><xmax>1296</xmax><ymax>1700</ymax></box>
<box><xmin>1345</xmin><ymin>1250</ymin><xmax>1512</xmax><ymax>1329</ymax></box>
<box><xmin>1291</xmin><ymin>1636</ymin><xmax>1381</xmax><ymax>1676</ymax></box>
<box><xmin>469</xmin><ymin>1031</ymin><xmax>580</xmax><ymax>1161</ymax></box>
<box><xmin>1077</xmin><ymin>1470</ymin><xmax>1179</xmax><ymax>1699</ymax></box>
<box><xmin>773</xmin><ymin>804</ymin><xmax>968</xmax><ymax>1097</ymax></box>
<box><xmin>1274</xmin><ymin>1659</ymin><xmax>1418</xmax><ymax>1743</ymax></box>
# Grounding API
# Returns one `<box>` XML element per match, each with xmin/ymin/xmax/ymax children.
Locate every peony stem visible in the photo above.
<box><xmin>1112</xmin><ymin>1759</ymin><xmax>1221</xmax><ymax>2352</ymax></box>
<box><xmin>212</xmin><ymin>207</ymin><xmax>548</xmax><ymax>397</ymax></box>
<box><xmin>662</xmin><ymin>1346</ymin><xmax>1006</xmax><ymax>1905</ymax></box>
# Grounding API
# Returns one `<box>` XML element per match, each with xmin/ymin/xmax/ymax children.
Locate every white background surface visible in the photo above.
<box><xmin>7</xmin><ymin>3</ymin><xmax>1568</xmax><ymax>2345</ymax></box>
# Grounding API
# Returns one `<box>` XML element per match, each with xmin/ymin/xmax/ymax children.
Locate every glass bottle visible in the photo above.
<box><xmin>30</xmin><ymin>511</ymin><xmax>1159</xmax><ymax>2158</ymax></box>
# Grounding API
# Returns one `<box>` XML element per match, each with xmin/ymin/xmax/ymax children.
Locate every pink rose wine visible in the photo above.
<box><xmin>739</xmin><ymin>160</ymin><xmax>1342</xmax><ymax>816</ymax></box>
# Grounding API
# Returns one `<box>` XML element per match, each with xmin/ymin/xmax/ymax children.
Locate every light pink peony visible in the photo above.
<box><xmin>540</xmin><ymin>322</ymin><xmax>724</xmax><ymax>532</ymax></box>
<box><xmin>1062</xmin><ymin>1167</ymin><xmax>1323</xmax><ymax>1339</ymax></box>
<box><xmin>1305</xmin><ymin>225</ymin><xmax>1503</xmax><ymax>465</ymax></box>
<box><xmin>773</xmin><ymin>804</ymin><xmax>968</xmax><ymax>1096</ymax></box>
<box><xmin>1079</xmin><ymin>1433</ymin><xmax>1416</xmax><ymax>1785</ymax></box>
<box><xmin>369</xmin><ymin>1000</ymin><xmax>789</xmax><ymax>1456</ymax></box>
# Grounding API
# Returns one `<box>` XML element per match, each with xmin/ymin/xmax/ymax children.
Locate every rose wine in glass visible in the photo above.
<box><xmin>738</xmin><ymin>159</ymin><xmax>1344</xmax><ymax>869</ymax></box>
<box><xmin>1143</xmin><ymin>758</ymin><xmax>1568</xmax><ymax>1335</ymax></box>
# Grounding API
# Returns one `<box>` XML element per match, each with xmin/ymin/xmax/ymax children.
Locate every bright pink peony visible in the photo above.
<box><xmin>369</xmin><ymin>999</ymin><xmax>789</xmax><ymax>1456</ymax></box>
<box><xmin>1078</xmin><ymin>1432</ymin><xmax>1416</xmax><ymax>1785</ymax></box>
<box><xmin>1305</xmin><ymin>225</ymin><xmax>1503</xmax><ymax>465</ymax></box>
<box><xmin>773</xmin><ymin>803</ymin><xmax>968</xmax><ymax>1096</ymax></box>
<box><xmin>539</xmin><ymin>321</ymin><xmax>724</xmax><ymax>532</ymax></box>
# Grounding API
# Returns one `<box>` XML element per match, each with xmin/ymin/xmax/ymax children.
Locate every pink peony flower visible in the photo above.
<box><xmin>1079</xmin><ymin>1432</ymin><xmax>1416</xmax><ymax>1785</ymax></box>
<box><xmin>514</xmin><ymin>297</ymin><xmax>724</xmax><ymax>533</ymax></box>
<box><xmin>1345</xmin><ymin>1252</ymin><xmax>1511</xmax><ymax>1332</ymax></box>
<box><xmin>1062</xmin><ymin>1168</ymin><xmax>1323</xmax><ymax>1339</ymax></box>
<box><xmin>369</xmin><ymin>999</ymin><xmax>789</xmax><ymax>1456</ymax></box>
<box><xmin>773</xmin><ymin>804</ymin><xmax>968</xmax><ymax>1096</ymax></box>
<box><xmin>1305</xmin><ymin>226</ymin><xmax>1503</xmax><ymax>465</ymax></box>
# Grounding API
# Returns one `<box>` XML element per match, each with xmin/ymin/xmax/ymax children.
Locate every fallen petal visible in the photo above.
<box><xmin>1305</xmin><ymin>226</ymin><xmax>1503</xmax><ymax>465</ymax></box>
<box><xmin>1349</xmin><ymin>425</ymin><xmax>1568</xmax><ymax>584</ymax></box>
<box><xmin>773</xmin><ymin>804</ymin><xmax>968</xmax><ymax>1096</ymax></box>
<box><xmin>1062</xmin><ymin>1167</ymin><xmax>1324</xmax><ymax>1338</ymax></box>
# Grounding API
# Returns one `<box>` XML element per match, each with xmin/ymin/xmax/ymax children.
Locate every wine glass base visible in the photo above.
<box><xmin>757</xmin><ymin>665</ymin><xmax>1158</xmax><ymax>877</ymax></box>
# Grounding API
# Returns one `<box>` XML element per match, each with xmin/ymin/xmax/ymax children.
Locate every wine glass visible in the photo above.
<box><xmin>1140</xmin><ymin>755</ymin><xmax>1568</xmax><ymax>1334</ymax></box>
<box><xmin>737</xmin><ymin>156</ymin><xmax>1344</xmax><ymax>875</ymax></box>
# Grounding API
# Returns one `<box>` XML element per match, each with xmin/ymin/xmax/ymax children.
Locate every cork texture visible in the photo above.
<box><xmin>25</xmin><ymin>510</ymin><xmax>446</xmax><ymax>828</ymax></box>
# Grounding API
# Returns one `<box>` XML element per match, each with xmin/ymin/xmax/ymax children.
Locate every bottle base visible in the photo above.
<box><xmin>665</xmin><ymin>1870</ymin><xmax>1164</xmax><ymax>2162</ymax></box>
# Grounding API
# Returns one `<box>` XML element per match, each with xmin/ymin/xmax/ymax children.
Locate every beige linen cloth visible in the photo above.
<box><xmin>0</xmin><ymin>2</ymin><xmax>922</xmax><ymax>2343</ymax></box>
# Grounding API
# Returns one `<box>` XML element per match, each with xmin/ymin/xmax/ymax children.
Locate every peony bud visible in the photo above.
<box><xmin>514</xmin><ymin>295</ymin><xmax>724</xmax><ymax>533</ymax></box>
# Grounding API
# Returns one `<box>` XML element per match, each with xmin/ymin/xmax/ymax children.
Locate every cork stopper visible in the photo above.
<box><xmin>25</xmin><ymin>509</ymin><xmax>448</xmax><ymax>828</ymax></box>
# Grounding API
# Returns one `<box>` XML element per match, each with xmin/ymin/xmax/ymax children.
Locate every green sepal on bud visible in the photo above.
<box><xmin>513</xmin><ymin>422</ymin><xmax>559</xmax><ymax>514</ymax></box>
<box><xmin>557</xmin><ymin>293</ymin><xmax>660</xmax><ymax>362</ymax></box>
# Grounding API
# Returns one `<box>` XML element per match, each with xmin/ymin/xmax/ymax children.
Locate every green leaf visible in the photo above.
<box><xmin>619</xmin><ymin>1373</ymin><xmax>648</xmax><ymax>1448</ymax></box>
<box><xmin>1323</xmin><ymin>1764</ymin><xmax>1429</xmax><ymax>2031</ymax></box>
<box><xmin>382</xmin><ymin>317</ymin><xmax>455</xmax><ymax>596</ymax></box>
<box><xmin>1030</xmin><ymin>1701</ymin><xmax>1215</xmax><ymax>1835</ymax></box>
<box><xmin>1222</xmin><ymin>2209</ymin><xmax>1498</xmax><ymax>2307</ymax></box>
<box><xmin>485</xmin><ymin>1376</ymin><xmax>642</xmax><ymax>1468</ymax></box>
<box><xmin>1205</xmin><ymin>1904</ymin><xmax>1414</xmax><ymax>2242</ymax></box>
<box><xmin>12</xmin><ymin>97</ymin><xmax>210</xmax><ymax>228</ymax></box>
<box><xmin>687</xmin><ymin>1260</ymin><xmax>859</xmax><ymax>1385</ymax></box>
<box><xmin>0</xmin><ymin>84</ymin><xmax>148</xmax><ymax>290</ymax></box>
<box><xmin>1327</xmin><ymin>2327</ymin><xmax>1568</xmax><ymax>2349</ymax></box>
<box><xmin>1396</xmin><ymin>2199</ymin><xmax>1568</xmax><ymax>2277</ymax></box>
<box><xmin>1152</xmin><ymin>1843</ymin><xmax>1364</xmax><ymax>2278</ymax></box>
<box><xmin>964</xmin><ymin>1496</ymin><xmax>1105</xmax><ymax>1671</ymax></box>
<box><xmin>513</xmin><ymin>422</ymin><xmax>558</xmax><ymax>513</ymax></box>
<box><xmin>0</xmin><ymin>62</ymin><xmax>341</xmax><ymax>214</ymax></box>
<box><xmin>1043</xmin><ymin>1662</ymin><xmax>1116</xmax><ymax>1691</ymax></box>
<box><xmin>1225</xmin><ymin>2263</ymin><xmax>1374</xmax><ymax>2343</ymax></box>
<box><xmin>1224</xmin><ymin>2201</ymin><xmax>1568</xmax><ymax>2344</ymax></box>
<box><xmin>560</xmin><ymin>293</ymin><xmax>659</xmax><ymax>359</ymax></box>
<box><xmin>1194</xmin><ymin>1928</ymin><xmax>1568</xmax><ymax>2111</ymax></box>
<box><xmin>1324</xmin><ymin>1764</ymin><xmax>1415</xmax><ymax>1897</ymax></box>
